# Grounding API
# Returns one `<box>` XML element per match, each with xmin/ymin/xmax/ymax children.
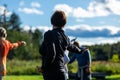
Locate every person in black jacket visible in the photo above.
<box><xmin>39</xmin><ymin>10</ymin><xmax>83</xmax><ymax>80</ymax></box>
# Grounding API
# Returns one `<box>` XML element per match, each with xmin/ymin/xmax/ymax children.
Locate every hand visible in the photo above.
<box><xmin>21</xmin><ymin>41</ymin><xmax>26</xmax><ymax>46</ymax></box>
<box><xmin>80</xmin><ymin>48</ymin><xmax>88</xmax><ymax>54</ymax></box>
<box><xmin>85</xmin><ymin>67</ymin><xmax>91</xmax><ymax>74</ymax></box>
<box><xmin>36</xmin><ymin>66</ymin><xmax>42</xmax><ymax>72</ymax></box>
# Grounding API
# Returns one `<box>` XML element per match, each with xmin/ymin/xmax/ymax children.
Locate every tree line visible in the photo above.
<box><xmin>87</xmin><ymin>42</ymin><xmax>120</xmax><ymax>61</ymax></box>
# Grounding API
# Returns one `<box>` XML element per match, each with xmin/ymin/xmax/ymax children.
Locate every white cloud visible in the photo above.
<box><xmin>54</xmin><ymin>4</ymin><xmax>73</xmax><ymax>16</ymax></box>
<box><xmin>18</xmin><ymin>7</ymin><xmax>43</xmax><ymax>15</ymax></box>
<box><xmin>6</xmin><ymin>11</ymin><xmax>12</xmax><ymax>16</ymax></box>
<box><xmin>0</xmin><ymin>6</ymin><xmax>5</xmax><ymax>15</ymax></box>
<box><xmin>31</xmin><ymin>2</ymin><xmax>41</xmax><ymax>8</ymax></box>
<box><xmin>65</xmin><ymin>25</ymin><xmax>94</xmax><ymax>31</ymax></box>
<box><xmin>73</xmin><ymin>7</ymin><xmax>93</xmax><ymax>18</ymax></box>
<box><xmin>53</xmin><ymin>3</ymin><xmax>110</xmax><ymax>18</ymax></box>
<box><xmin>53</xmin><ymin>0</ymin><xmax>120</xmax><ymax>18</ymax></box>
<box><xmin>69</xmin><ymin>36</ymin><xmax>120</xmax><ymax>46</ymax></box>
<box><xmin>66</xmin><ymin>24</ymin><xmax>120</xmax><ymax>35</ymax></box>
<box><xmin>23</xmin><ymin>25</ymin><xmax>31</xmax><ymax>31</ymax></box>
<box><xmin>101</xmin><ymin>26</ymin><xmax>120</xmax><ymax>35</ymax></box>
<box><xmin>22</xmin><ymin>25</ymin><xmax>51</xmax><ymax>32</ymax></box>
<box><xmin>37</xmin><ymin>26</ymin><xmax>52</xmax><ymax>32</ymax></box>
<box><xmin>106</xmin><ymin>0</ymin><xmax>120</xmax><ymax>15</ymax></box>
<box><xmin>18</xmin><ymin>1</ymin><xmax>43</xmax><ymax>15</ymax></box>
<box><xmin>0</xmin><ymin>6</ymin><xmax>12</xmax><ymax>16</ymax></box>
<box><xmin>77</xmin><ymin>37</ymin><xmax>120</xmax><ymax>46</ymax></box>
<box><xmin>22</xmin><ymin>24</ymin><xmax>120</xmax><ymax>38</ymax></box>
<box><xmin>88</xmin><ymin>1</ymin><xmax>110</xmax><ymax>16</ymax></box>
<box><xmin>72</xmin><ymin>1</ymin><xmax>111</xmax><ymax>18</ymax></box>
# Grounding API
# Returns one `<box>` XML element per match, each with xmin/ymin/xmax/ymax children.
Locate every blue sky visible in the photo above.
<box><xmin>0</xmin><ymin>0</ymin><xmax>120</xmax><ymax>45</ymax></box>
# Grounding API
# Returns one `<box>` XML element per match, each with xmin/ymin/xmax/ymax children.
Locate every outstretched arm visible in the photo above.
<box><xmin>9</xmin><ymin>41</ymin><xmax>26</xmax><ymax>49</ymax></box>
<box><xmin>13</xmin><ymin>41</ymin><xmax>26</xmax><ymax>47</ymax></box>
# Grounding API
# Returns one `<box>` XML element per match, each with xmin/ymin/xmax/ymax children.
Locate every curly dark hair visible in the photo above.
<box><xmin>73</xmin><ymin>41</ymin><xmax>80</xmax><ymax>48</ymax></box>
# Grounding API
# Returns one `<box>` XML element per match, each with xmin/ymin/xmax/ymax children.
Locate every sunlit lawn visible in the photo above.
<box><xmin>3</xmin><ymin>74</ymin><xmax>120</xmax><ymax>80</ymax></box>
<box><xmin>106</xmin><ymin>74</ymin><xmax>120</xmax><ymax>80</ymax></box>
<box><xmin>3</xmin><ymin>75</ymin><xmax>43</xmax><ymax>80</ymax></box>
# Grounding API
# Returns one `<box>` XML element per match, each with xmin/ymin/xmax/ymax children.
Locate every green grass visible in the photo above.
<box><xmin>106</xmin><ymin>74</ymin><xmax>120</xmax><ymax>80</ymax></box>
<box><xmin>4</xmin><ymin>60</ymin><xmax>120</xmax><ymax>80</ymax></box>
<box><xmin>3</xmin><ymin>75</ymin><xmax>43</xmax><ymax>80</ymax></box>
<box><xmin>3</xmin><ymin>74</ymin><xmax>120</xmax><ymax>80</ymax></box>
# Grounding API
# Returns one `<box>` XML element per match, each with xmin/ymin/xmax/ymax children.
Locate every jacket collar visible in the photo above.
<box><xmin>53</xmin><ymin>27</ymin><xmax>64</xmax><ymax>32</ymax></box>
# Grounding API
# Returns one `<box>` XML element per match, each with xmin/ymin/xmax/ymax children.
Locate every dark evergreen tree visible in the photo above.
<box><xmin>9</xmin><ymin>12</ymin><xmax>21</xmax><ymax>31</ymax></box>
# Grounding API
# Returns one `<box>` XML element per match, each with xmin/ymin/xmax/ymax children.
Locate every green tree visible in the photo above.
<box><xmin>7</xmin><ymin>30</ymin><xmax>30</xmax><ymax>60</ymax></box>
<box><xmin>32</xmin><ymin>29</ymin><xmax>43</xmax><ymax>45</ymax></box>
<box><xmin>7</xmin><ymin>28</ymin><xmax>43</xmax><ymax>60</ymax></box>
<box><xmin>9</xmin><ymin>12</ymin><xmax>21</xmax><ymax>31</ymax></box>
<box><xmin>0</xmin><ymin>4</ymin><xmax>10</xmax><ymax>29</ymax></box>
<box><xmin>31</xmin><ymin>29</ymin><xmax>43</xmax><ymax>59</ymax></box>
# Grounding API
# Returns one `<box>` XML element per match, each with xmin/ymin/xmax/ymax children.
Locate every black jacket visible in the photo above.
<box><xmin>39</xmin><ymin>28</ymin><xmax>81</xmax><ymax>73</ymax></box>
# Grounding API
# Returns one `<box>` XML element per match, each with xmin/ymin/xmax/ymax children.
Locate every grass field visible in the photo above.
<box><xmin>2</xmin><ymin>74</ymin><xmax>120</xmax><ymax>80</ymax></box>
<box><xmin>106</xmin><ymin>74</ymin><xmax>120</xmax><ymax>80</ymax></box>
<box><xmin>3</xmin><ymin>75</ymin><xmax>43</xmax><ymax>80</ymax></box>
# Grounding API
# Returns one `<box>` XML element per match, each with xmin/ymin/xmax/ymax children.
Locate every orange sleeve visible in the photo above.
<box><xmin>7</xmin><ymin>40</ymin><xmax>22</xmax><ymax>50</ymax></box>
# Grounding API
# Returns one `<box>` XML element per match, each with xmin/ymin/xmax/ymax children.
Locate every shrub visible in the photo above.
<box><xmin>111</xmin><ymin>54</ymin><xmax>120</xmax><ymax>62</ymax></box>
<box><xmin>6</xmin><ymin>59</ymin><xmax>42</xmax><ymax>75</ymax></box>
<box><xmin>6</xmin><ymin>60</ymin><xmax>120</xmax><ymax>75</ymax></box>
<box><xmin>68</xmin><ymin>61</ymin><xmax>120</xmax><ymax>74</ymax></box>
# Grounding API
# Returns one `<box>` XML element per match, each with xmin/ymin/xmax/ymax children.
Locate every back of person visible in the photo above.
<box><xmin>69</xmin><ymin>41</ymin><xmax>91</xmax><ymax>80</ymax></box>
<box><xmin>39</xmin><ymin>11</ymin><xmax>83</xmax><ymax>80</ymax></box>
<box><xmin>78</xmin><ymin>48</ymin><xmax>91</xmax><ymax>80</ymax></box>
<box><xmin>0</xmin><ymin>40</ymin><xmax>12</xmax><ymax>56</ymax></box>
<box><xmin>0</xmin><ymin>39</ymin><xmax>11</xmax><ymax>75</ymax></box>
<box><xmin>0</xmin><ymin>39</ymin><xmax>22</xmax><ymax>76</ymax></box>
<box><xmin>40</xmin><ymin>28</ymin><xmax>71</xmax><ymax>80</ymax></box>
<box><xmin>76</xmin><ymin>47</ymin><xmax>91</xmax><ymax>67</ymax></box>
<box><xmin>40</xmin><ymin>28</ymin><xmax>69</xmax><ymax>73</ymax></box>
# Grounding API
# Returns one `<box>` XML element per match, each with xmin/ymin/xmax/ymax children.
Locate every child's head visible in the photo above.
<box><xmin>73</xmin><ymin>41</ymin><xmax>80</xmax><ymax>48</ymax></box>
<box><xmin>51</xmin><ymin>10</ymin><xmax>67</xmax><ymax>28</ymax></box>
<box><xmin>0</xmin><ymin>27</ymin><xmax>7</xmax><ymax>38</ymax></box>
